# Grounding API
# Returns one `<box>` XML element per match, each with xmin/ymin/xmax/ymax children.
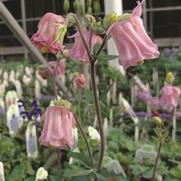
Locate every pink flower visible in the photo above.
<box><xmin>51</xmin><ymin>60</ymin><xmax>66</xmax><ymax>77</ymax></box>
<box><xmin>38</xmin><ymin>60</ymin><xmax>65</xmax><ymax>79</ymax></box>
<box><xmin>107</xmin><ymin>1</ymin><xmax>160</xmax><ymax>70</ymax></box>
<box><xmin>73</xmin><ymin>73</ymin><xmax>87</xmax><ymax>89</ymax></box>
<box><xmin>159</xmin><ymin>85</ymin><xmax>181</xmax><ymax>111</ymax></box>
<box><xmin>69</xmin><ymin>30</ymin><xmax>102</xmax><ymax>63</ymax></box>
<box><xmin>31</xmin><ymin>12</ymin><xmax>67</xmax><ymax>54</ymax></box>
<box><xmin>137</xmin><ymin>90</ymin><xmax>152</xmax><ymax>104</ymax></box>
<box><xmin>40</xmin><ymin>106</ymin><xmax>76</xmax><ymax>149</ymax></box>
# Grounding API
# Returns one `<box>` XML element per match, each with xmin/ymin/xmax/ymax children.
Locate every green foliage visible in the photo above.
<box><xmin>1</xmin><ymin>55</ymin><xmax>181</xmax><ymax>180</ymax></box>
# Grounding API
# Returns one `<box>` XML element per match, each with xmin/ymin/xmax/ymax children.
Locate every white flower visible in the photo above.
<box><xmin>36</xmin><ymin>167</ymin><xmax>48</xmax><ymax>180</ymax></box>
<box><xmin>88</xmin><ymin>126</ymin><xmax>100</xmax><ymax>141</ymax></box>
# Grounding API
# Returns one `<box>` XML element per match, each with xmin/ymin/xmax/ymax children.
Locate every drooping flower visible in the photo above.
<box><xmin>73</xmin><ymin>73</ymin><xmax>86</xmax><ymax>89</ymax></box>
<box><xmin>107</xmin><ymin>1</ymin><xmax>160</xmax><ymax>70</ymax></box>
<box><xmin>40</xmin><ymin>100</ymin><xmax>76</xmax><ymax>149</ymax></box>
<box><xmin>69</xmin><ymin>30</ymin><xmax>102</xmax><ymax>63</ymax></box>
<box><xmin>35</xmin><ymin>167</ymin><xmax>48</xmax><ymax>180</ymax></box>
<box><xmin>31</xmin><ymin>12</ymin><xmax>67</xmax><ymax>54</ymax></box>
<box><xmin>159</xmin><ymin>84</ymin><xmax>181</xmax><ymax>111</ymax></box>
<box><xmin>38</xmin><ymin>60</ymin><xmax>66</xmax><ymax>80</ymax></box>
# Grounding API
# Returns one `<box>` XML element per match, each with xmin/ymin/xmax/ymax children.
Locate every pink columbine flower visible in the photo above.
<box><xmin>40</xmin><ymin>105</ymin><xmax>76</xmax><ymax>149</ymax></box>
<box><xmin>38</xmin><ymin>60</ymin><xmax>65</xmax><ymax>80</ymax></box>
<box><xmin>107</xmin><ymin>1</ymin><xmax>160</xmax><ymax>70</ymax></box>
<box><xmin>69</xmin><ymin>30</ymin><xmax>102</xmax><ymax>63</ymax></box>
<box><xmin>73</xmin><ymin>73</ymin><xmax>87</xmax><ymax>89</ymax></box>
<box><xmin>159</xmin><ymin>84</ymin><xmax>181</xmax><ymax>111</ymax></box>
<box><xmin>51</xmin><ymin>60</ymin><xmax>66</xmax><ymax>77</ymax></box>
<box><xmin>31</xmin><ymin>12</ymin><xmax>67</xmax><ymax>54</ymax></box>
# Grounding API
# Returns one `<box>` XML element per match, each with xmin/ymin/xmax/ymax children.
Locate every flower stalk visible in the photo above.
<box><xmin>151</xmin><ymin>138</ymin><xmax>163</xmax><ymax>181</ymax></box>
<box><xmin>74</xmin><ymin>114</ymin><xmax>95</xmax><ymax>169</ymax></box>
<box><xmin>69</xmin><ymin>13</ymin><xmax>107</xmax><ymax>170</ymax></box>
<box><xmin>90</xmin><ymin>61</ymin><xmax>105</xmax><ymax>170</ymax></box>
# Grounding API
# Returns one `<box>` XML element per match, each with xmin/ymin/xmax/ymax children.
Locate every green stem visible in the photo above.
<box><xmin>69</xmin><ymin>13</ymin><xmax>108</xmax><ymax>170</ymax></box>
<box><xmin>90</xmin><ymin>62</ymin><xmax>105</xmax><ymax>170</ymax></box>
<box><xmin>151</xmin><ymin>139</ymin><xmax>163</xmax><ymax>181</ymax></box>
<box><xmin>74</xmin><ymin>113</ymin><xmax>95</xmax><ymax>169</ymax></box>
<box><xmin>94</xmin><ymin>35</ymin><xmax>108</xmax><ymax>60</ymax></box>
<box><xmin>52</xmin><ymin>75</ymin><xmax>58</xmax><ymax>99</ymax></box>
<box><xmin>78</xmin><ymin>90</ymin><xmax>81</xmax><ymax>121</ymax></box>
<box><xmin>57</xmin><ymin>149</ymin><xmax>61</xmax><ymax>170</ymax></box>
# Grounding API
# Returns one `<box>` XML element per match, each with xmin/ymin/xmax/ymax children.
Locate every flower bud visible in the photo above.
<box><xmin>93</xmin><ymin>0</ymin><xmax>101</xmax><ymax>14</ymax></box>
<box><xmin>36</xmin><ymin>167</ymin><xmax>48</xmax><ymax>180</ymax></box>
<box><xmin>166</xmin><ymin>71</ymin><xmax>175</xmax><ymax>84</ymax></box>
<box><xmin>152</xmin><ymin>116</ymin><xmax>163</xmax><ymax>126</ymax></box>
<box><xmin>88</xmin><ymin>0</ymin><xmax>92</xmax><ymax>7</ymax></box>
<box><xmin>80</xmin><ymin>4</ymin><xmax>85</xmax><ymax>16</ymax></box>
<box><xmin>73</xmin><ymin>0</ymin><xmax>79</xmax><ymax>12</ymax></box>
<box><xmin>87</xmin><ymin>7</ymin><xmax>92</xmax><ymax>14</ymax></box>
<box><xmin>85</xmin><ymin>14</ymin><xmax>96</xmax><ymax>26</ymax></box>
<box><xmin>64</xmin><ymin>0</ymin><xmax>70</xmax><ymax>13</ymax></box>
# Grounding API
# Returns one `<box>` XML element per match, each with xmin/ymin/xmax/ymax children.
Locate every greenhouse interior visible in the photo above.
<box><xmin>0</xmin><ymin>0</ymin><xmax>181</xmax><ymax>181</ymax></box>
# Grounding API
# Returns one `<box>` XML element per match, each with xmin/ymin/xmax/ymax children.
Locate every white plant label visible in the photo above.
<box><xmin>7</xmin><ymin>104</ymin><xmax>23</xmax><ymax>135</ymax></box>
<box><xmin>0</xmin><ymin>161</ymin><xmax>5</xmax><ymax>181</ymax></box>
<box><xmin>26</xmin><ymin>122</ymin><xmax>38</xmax><ymax>158</ymax></box>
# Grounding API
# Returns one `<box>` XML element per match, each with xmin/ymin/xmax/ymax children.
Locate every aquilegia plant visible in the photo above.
<box><xmin>31</xmin><ymin>0</ymin><xmax>160</xmax><ymax>180</ymax></box>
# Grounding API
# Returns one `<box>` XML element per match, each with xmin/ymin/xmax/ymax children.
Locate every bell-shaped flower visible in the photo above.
<box><xmin>69</xmin><ymin>30</ymin><xmax>102</xmax><ymax>63</ymax></box>
<box><xmin>159</xmin><ymin>84</ymin><xmax>181</xmax><ymax>111</ymax></box>
<box><xmin>107</xmin><ymin>1</ymin><xmax>160</xmax><ymax>70</ymax></box>
<box><xmin>35</xmin><ymin>167</ymin><xmax>48</xmax><ymax>180</ymax></box>
<box><xmin>40</xmin><ymin>99</ymin><xmax>76</xmax><ymax>149</ymax></box>
<box><xmin>31</xmin><ymin>12</ymin><xmax>67</xmax><ymax>55</ymax></box>
<box><xmin>38</xmin><ymin>60</ymin><xmax>66</xmax><ymax>80</ymax></box>
<box><xmin>73</xmin><ymin>73</ymin><xmax>87</xmax><ymax>89</ymax></box>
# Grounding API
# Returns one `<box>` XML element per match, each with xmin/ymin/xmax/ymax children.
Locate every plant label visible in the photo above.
<box><xmin>0</xmin><ymin>162</ymin><xmax>5</xmax><ymax>181</ymax></box>
<box><xmin>26</xmin><ymin>122</ymin><xmax>38</xmax><ymax>158</ymax></box>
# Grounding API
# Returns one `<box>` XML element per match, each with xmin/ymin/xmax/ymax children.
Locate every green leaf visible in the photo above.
<box><xmin>93</xmin><ymin>43</ymin><xmax>101</xmax><ymax>54</ymax></box>
<box><xmin>64</xmin><ymin>168</ymin><xmax>93</xmax><ymax>177</ymax></box>
<box><xmin>97</xmin><ymin>54</ymin><xmax>118</xmax><ymax>61</ymax></box>
<box><xmin>170</xmin><ymin>164</ymin><xmax>181</xmax><ymax>178</ymax></box>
